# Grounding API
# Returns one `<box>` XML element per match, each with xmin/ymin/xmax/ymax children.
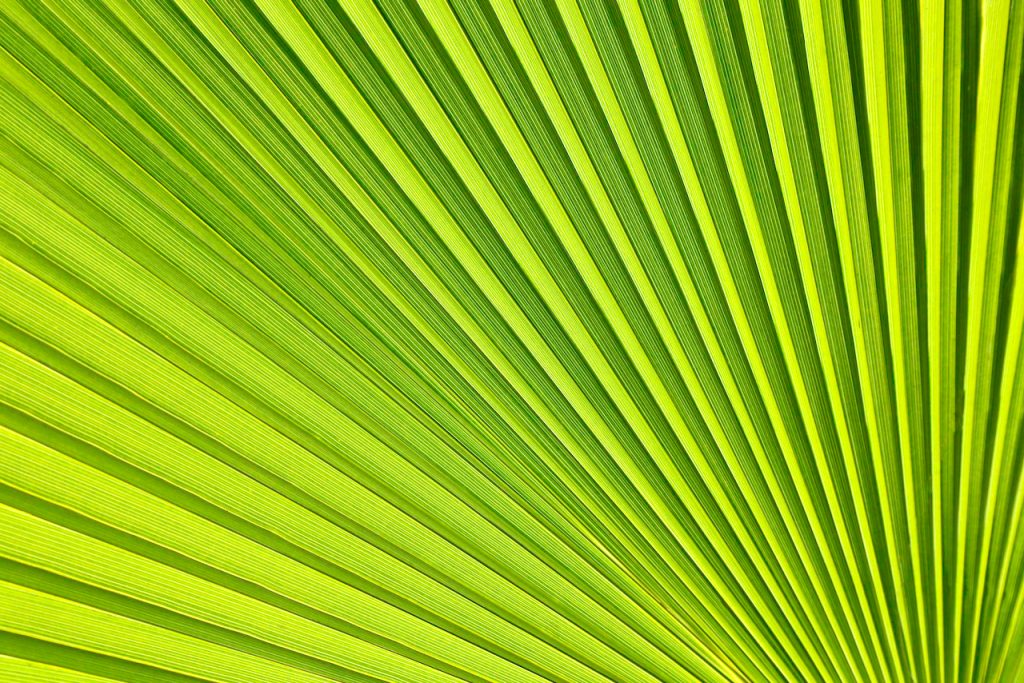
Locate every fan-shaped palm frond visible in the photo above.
<box><xmin>1</xmin><ymin>0</ymin><xmax>1023</xmax><ymax>680</ymax></box>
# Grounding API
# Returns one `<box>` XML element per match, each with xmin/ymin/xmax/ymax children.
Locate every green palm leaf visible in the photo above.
<box><xmin>1</xmin><ymin>0</ymin><xmax>1022</xmax><ymax>680</ymax></box>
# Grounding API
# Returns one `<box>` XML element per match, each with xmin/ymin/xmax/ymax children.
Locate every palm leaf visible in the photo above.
<box><xmin>1</xmin><ymin>0</ymin><xmax>1023</xmax><ymax>680</ymax></box>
